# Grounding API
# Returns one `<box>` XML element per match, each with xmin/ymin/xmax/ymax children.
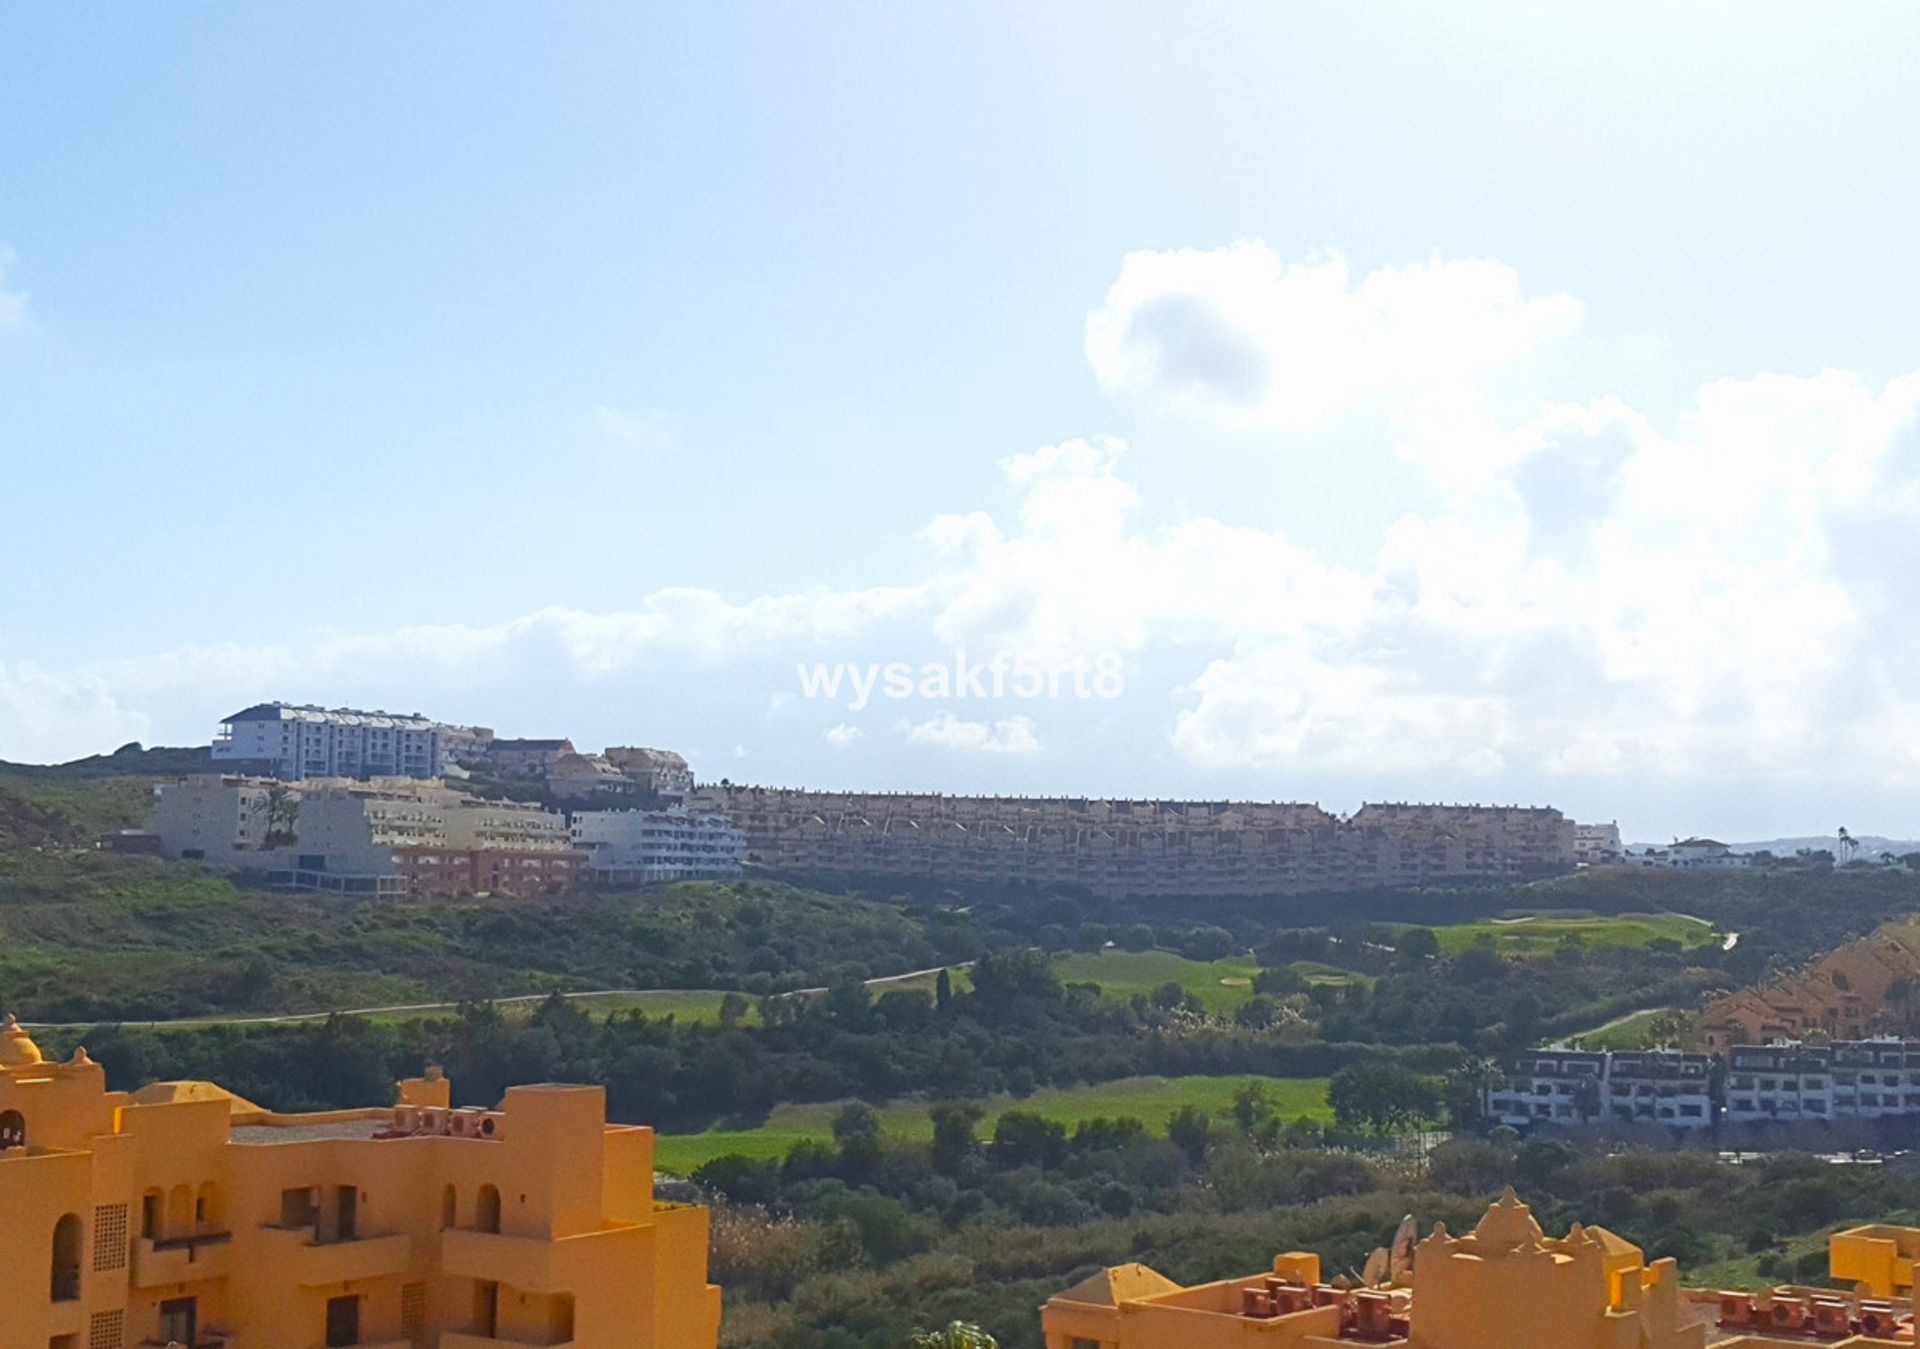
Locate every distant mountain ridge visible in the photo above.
<box><xmin>1728</xmin><ymin>834</ymin><xmax>1920</xmax><ymax>857</ymax></box>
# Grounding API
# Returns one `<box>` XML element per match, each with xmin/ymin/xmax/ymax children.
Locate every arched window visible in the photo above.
<box><xmin>196</xmin><ymin>1181</ymin><xmax>223</xmax><ymax>1230</ymax></box>
<box><xmin>475</xmin><ymin>1184</ymin><xmax>501</xmax><ymax>1234</ymax></box>
<box><xmin>51</xmin><ymin>1213</ymin><xmax>81</xmax><ymax>1301</ymax></box>
<box><xmin>0</xmin><ymin>1109</ymin><xmax>23</xmax><ymax>1149</ymax></box>
<box><xmin>441</xmin><ymin>1183</ymin><xmax>457</xmax><ymax>1230</ymax></box>
<box><xmin>168</xmin><ymin>1184</ymin><xmax>194</xmax><ymax>1239</ymax></box>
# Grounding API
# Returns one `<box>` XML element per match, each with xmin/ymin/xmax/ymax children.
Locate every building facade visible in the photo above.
<box><xmin>1627</xmin><ymin>838</ymin><xmax>1752</xmax><ymax>870</ymax></box>
<box><xmin>212</xmin><ymin>704</ymin><xmax>446</xmax><ymax>781</ymax></box>
<box><xmin>1488</xmin><ymin>1049</ymin><xmax>1714</xmax><ymax>1129</ymax></box>
<box><xmin>1723</xmin><ymin>1038</ymin><xmax>1920</xmax><ymax>1125</ymax></box>
<box><xmin>484</xmin><ymin>741</ymin><xmax>575</xmax><ymax>779</ymax></box>
<box><xmin>150</xmin><ymin>776</ymin><xmax>583</xmax><ymax>899</ymax></box>
<box><xmin>0</xmin><ymin>1018</ymin><xmax>719</xmax><ymax>1349</ymax></box>
<box><xmin>692</xmin><ymin>786</ymin><xmax>1584</xmax><ymax>898</ymax></box>
<box><xmin>1695</xmin><ymin>919</ymin><xmax>1920</xmax><ymax>1051</ymax></box>
<box><xmin>1042</xmin><ymin>1188</ymin><xmax>1913</xmax><ymax>1348</ymax></box>
<box><xmin>570</xmin><ymin>810</ymin><xmax>747</xmax><ymax>885</ymax></box>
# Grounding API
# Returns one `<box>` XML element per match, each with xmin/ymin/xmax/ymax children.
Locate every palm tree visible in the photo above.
<box><xmin>909</xmin><ymin>1324</ymin><xmax>998</xmax><ymax>1349</ymax></box>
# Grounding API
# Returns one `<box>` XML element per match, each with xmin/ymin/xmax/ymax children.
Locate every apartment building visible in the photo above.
<box><xmin>1724</xmin><ymin>1039</ymin><xmax>1920</xmax><ymax>1125</ymax></box>
<box><xmin>1573</xmin><ymin>821</ymin><xmax>1623</xmax><ymax>864</ymax></box>
<box><xmin>485</xmin><ymin>740</ymin><xmax>575</xmax><ymax>779</ymax></box>
<box><xmin>1696</xmin><ymin>919</ymin><xmax>1920</xmax><ymax>1050</ymax></box>
<box><xmin>1627</xmin><ymin>837</ymin><xmax>1753</xmax><ymax>870</ymax></box>
<box><xmin>212</xmin><ymin>704</ymin><xmax>446</xmax><ymax>781</ymax></box>
<box><xmin>150</xmin><ymin>776</ymin><xmax>583</xmax><ymax>899</ymax></box>
<box><xmin>693</xmin><ymin>785</ymin><xmax>1582</xmax><ymax>898</ymax></box>
<box><xmin>570</xmin><ymin>809</ymin><xmax>747</xmax><ymax>884</ymax></box>
<box><xmin>602</xmin><ymin>748</ymin><xmax>694</xmax><ymax>800</ymax></box>
<box><xmin>1043</xmin><ymin>1187</ymin><xmax>1916</xmax><ymax>1348</ymax></box>
<box><xmin>0</xmin><ymin>1018</ymin><xmax>719</xmax><ymax>1349</ymax></box>
<box><xmin>1487</xmin><ymin>1049</ymin><xmax>1713</xmax><ymax>1129</ymax></box>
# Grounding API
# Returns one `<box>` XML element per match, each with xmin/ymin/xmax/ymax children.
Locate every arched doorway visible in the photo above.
<box><xmin>0</xmin><ymin>1109</ymin><xmax>24</xmax><ymax>1149</ymax></box>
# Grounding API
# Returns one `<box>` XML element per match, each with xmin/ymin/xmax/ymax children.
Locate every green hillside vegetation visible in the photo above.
<box><xmin>653</xmin><ymin>1073</ymin><xmax>1332</xmax><ymax>1173</ymax></box>
<box><xmin>1388</xmin><ymin>910</ymin><xmax>1717</xmax><ymax>957</ymax></box>
<box><xmin>1051</xmin><ymin>948</ymin><xmax>1260</xmax><ymax>1014</ymax></box>
<box><xmin>0</xmin><ymin>851</ymin><xmax>947</xmax><ymax>1021</ymax></box>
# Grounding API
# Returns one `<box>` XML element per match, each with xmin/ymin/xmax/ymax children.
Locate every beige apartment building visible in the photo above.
<box><xmin>150</xmin><ymin>776</ymin><xmax>582</xmax><ymax>899</ymax></box>
<box><xmin>691</xmin><ymin>787</ymin><xmax>1581</xmax><ymax>897</ymax></box>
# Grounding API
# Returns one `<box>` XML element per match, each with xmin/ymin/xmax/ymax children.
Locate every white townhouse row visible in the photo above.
<box><xmin>1725</xmin><ymin>1039</ymin><xmax>1920</xmax><ymax>1123</ymax></box>
<box><xmin>1488</xmin><ymin>1049</ymin><xmax>1715</xmax><ymax>1129</ymax></box>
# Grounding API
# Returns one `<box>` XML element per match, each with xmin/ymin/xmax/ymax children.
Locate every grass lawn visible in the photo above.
<box><xmin>1392</xmin><ymin>911</ymin><xmax>1717</xmax><ymax>957</ymax></box>
<box><xmin>651</xmin><ymin>1073</ymin><xmax>1331</xmax><ymax>1174</ymax></box>
<box><xmin>1052</xmin><ymin>949</ymin><xmax>1261</xmax><ymax>1014</ymax></box>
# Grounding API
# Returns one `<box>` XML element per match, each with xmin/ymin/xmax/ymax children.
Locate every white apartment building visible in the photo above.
<box><xmin>1573</xmin><ymin>821</ymin><xmax>1624</xmax><ymax>865</ymax></box>
<box><xmin>1488</xmin><ymin>1049</ymin><xmax>1714</xmax><ymax>1129</ymax></box>
<box><xmin>1725</xmin><ymin>1039</ymin><xmax>1920</xmax><ymax>1124</ymax></box>
<box><xmin>570</xmin><ymin>808</ymin><xmax>747</xmax><ymax>884</ymax></box>
<box><xmin>1627</xmin><ymin>837</ymin><xmax>1753</xmax><ymax>870</ymax></box>
<box><xmin>211</xmin><ymin>702</ymin><xmax>445</xmax><ymax>780</ymax></box>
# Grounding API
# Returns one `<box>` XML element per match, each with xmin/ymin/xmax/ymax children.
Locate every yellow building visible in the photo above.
<box><xmin>1043</xmin><ymin>1189</ymin><xmax>1914</xmax><ymax>1349</ymax></box>
<box><xmin>0</xmin><ymin>1016</ymin><xmax>719</xmax><ymax>1349</ymax></box>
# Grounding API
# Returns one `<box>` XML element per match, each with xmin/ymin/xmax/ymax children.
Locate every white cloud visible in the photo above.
<box><xmin>904</xmin><ymin>713</ymin><xmax>1041</xmax><ymax>755</ymax></box>
<box><xmin>0</xmin><ymin>247</ymin><xmax>29</xmax><ymax>328</ymax></box>
<box><xmin>590</xmin><ymin>405</ymin><xmax>674</xmax><ymax>447</ymax></box>
<box><xmin>823</xmin><ymin>722</ymin><xmax>864</xmax><ymax>748</ymax></box>
<box><xmin>9</xmin><ymin>247</ymin><xmax>1920</xmax><ymax>805</ymax></box>
<box><xmin>1085</xmin><ymin>242</ymin><xmax>1580</xmax><ymax>430</ymax></box>
<box><xmin>0</xmin><ymin>660</ymin><xmax>148</xmax><ymax>764</ymax></box>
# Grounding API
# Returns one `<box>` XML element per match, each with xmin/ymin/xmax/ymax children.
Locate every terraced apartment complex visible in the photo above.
<box><xmin>691</xmin><ymin>787</ymin><xmax>1580</xmax><ymax>897</ymax></box>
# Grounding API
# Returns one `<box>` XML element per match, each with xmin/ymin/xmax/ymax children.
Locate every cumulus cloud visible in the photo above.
<box><xmin>10</xmin><ymin>247</ymin><xmax>1920</xmax><ymax>803</ymax></box>
<box><xmin>1085</xmin><ymin>242</ymin><xmax>1580</xmax><ymax>430</ymax></box>
<box><xmin>0</xmin><ymin>660</ymin><xmax>148</xmax><ymax>763</ymax></box>
<box><xmin>903</xmin><ymin>713</ymin><xmax>1041</xmax><ymax>755</ymax></box>
<box><xmin>823</xmin><ymin>722</ymin><xmax>864</xmax><ymax>748</ymax></box>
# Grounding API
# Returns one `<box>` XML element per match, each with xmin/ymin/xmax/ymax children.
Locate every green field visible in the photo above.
<box><xmin>1052</xmin><ymin>948</ymin><xmax>1260</xmax><ymax>1013</ymax></box>
<box><xmin>1393</xmin><ymin>911</ymin><xmax>1717</xmax><ymax>957</ymax></box>
<box><xmin>651</xmin><ymin>1073</ymin><xmax>1331</xmax><ymax>1174</ymax></box>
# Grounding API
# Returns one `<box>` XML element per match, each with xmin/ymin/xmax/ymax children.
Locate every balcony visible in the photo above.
<box><xmin>439</xmin><ymin>1225</ymin><xmax>636</xmax><ymax>1295</ymax></box>
<box><xmin>255</xmin><ymin>1225</ymin><xmax>413</xmax><ymax>1286</ymax></box>
<box><xmin>133</xmin><ymin>1231</ymin><xmax>234</xmax><ymax>1287</ymax></box>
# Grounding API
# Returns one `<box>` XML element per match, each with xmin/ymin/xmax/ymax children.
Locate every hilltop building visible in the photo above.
<box><xmin>694</xmin><ymin>786</ymin><xmax>1584</xmax><ymax>898</ymax></box>
<box><xmin>1042</xmin><ymin>1188</ymin><xmax>1914</xmax><ymax>1348</ymax></box>
<box><xmin>212</xmin><ymin>704</ymin><xmax>448</xmax><ymax>781</ymax></box>
<box><xmin>1695</xmin><ymin>919</ymin><xmax>1920</xmax><ymax>1050</ymax></box>
<box><xmin>150</xmin><ymin>775</ymin><xmax>583</xmax><ymax>898</ymax></box>
<box><xmin>1573</xmin><ymin>821</ymin><xmax>1624</xmax><ymax>865</ymax></box>
<box><xmin>602</xmin><ymin>748</ymin><xmax>694</xmax><ymax>801</ymax></box>
<box><xmin>1629</xmin><ymin>838</ymin><xmax>1752</xmax><ymax>870</ymax></box>
<box><xmin>570</xmin><ymin>809</ymin><xmax>747</xmax><ymax>884</ymax></box>
<box><xmin>0</xmin><ymin>1016</ymin><xmax>719</xmax><ymax>1349</ymax></box>
<box><xmin>485</xmin><ymin>739</ymin><xmax>575</xmax><ymax>779</ymax></box>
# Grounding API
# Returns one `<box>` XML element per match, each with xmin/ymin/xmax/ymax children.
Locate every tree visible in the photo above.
<box><xmin>910</xmin><ymin>1323</ymin><xmax>997</xmax><ymax>1349</ymax></box>
<box><xmin>718</xmin><ymin>991</ymin><xmax>750</xmax><ymax>1027</ymax></box>
<box><xmin>1397</xmin><ymin>927</ymin><xmax>1440</xmax><ymax>965</ymax></box>
<box><xmin>1327</xmin><ymin>1063</ymin><xmax>1439</xmax><ymax>1134</ymax></box>
<box><xmin>263</xmin><ymin>782</ymin><xmax>300</xmax><ymax>848</ymax></box>
<box><xmin>935</xmin><ymin>967</ymin><xmax>953</xmax><ymax>1012</ymax></box>
<box><xmin>929</xmin><ymin>1103</ymin><xmax>983</xmax><ymax>1176</ymax></box>
<box><xmin>1230</xmin><ymin>1083</ymin><xmax>1274</xmax><ymax>1133</ymax></box>
<box><xmin>1167</xmin><ymin>1105</ymin><xmax>1211</xmax><ymax>1161</ymax></box>
<box><xmin>990</xmin><ymin>1110</ymin><xmax>1067</xmax><ymax>1169</ymax></box>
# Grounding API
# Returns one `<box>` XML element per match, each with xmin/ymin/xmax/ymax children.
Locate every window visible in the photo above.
<box><xmin>475</xmin><ymin>1184</ymin><xmax>501</xmax><ymax>1234</ymax></box>
<box><xmin>0</xmin><ymin>1108</ymin><xmax>24</xmax><ymax>1149</ymax></box>
<box><xmin>441</xmin><ymin>1184</ymin><xmax>456</xmax><ymax>1230</ymax></box>
<box><xmin>141</xmin><ymin>1192</ymin><xmax>161</xmax><ymax>1239</ymax></box>
<box><xmin>52</xmin><ymin>1213</ymin><xmax>82</xmax><ymax>1302</ymax></box>
<box><xmin>325</xmin><ymin>1295</ymin><xmax>361</xmax><ymax>1349</ymax></box>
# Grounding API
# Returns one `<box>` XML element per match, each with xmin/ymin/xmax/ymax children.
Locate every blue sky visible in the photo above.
<box><xmin>4</xmin><ymin>3</ymin><xmax>1920</xmax><ymax>842</ymax></box>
